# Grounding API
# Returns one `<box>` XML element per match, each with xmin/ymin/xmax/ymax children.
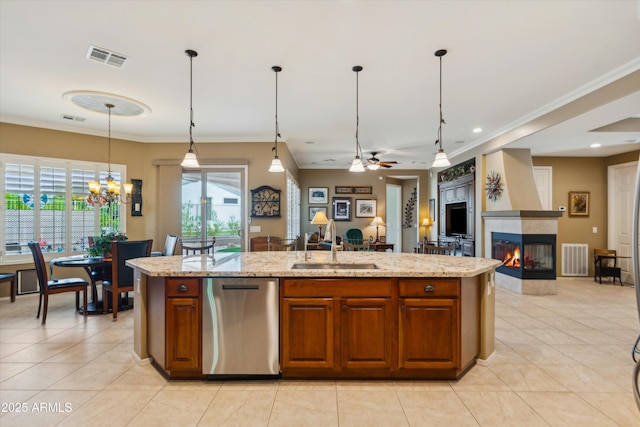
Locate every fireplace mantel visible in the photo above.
<box><xmin>481</xmin><ymin>210</ymin><xmax>563</xmax><ymax>219</ymax></box>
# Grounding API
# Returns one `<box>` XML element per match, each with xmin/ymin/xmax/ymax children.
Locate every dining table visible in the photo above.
<box><xmin>49</xmin><ymin>255</ymin><xmax>133</xmax><ymax>315</ymax></box>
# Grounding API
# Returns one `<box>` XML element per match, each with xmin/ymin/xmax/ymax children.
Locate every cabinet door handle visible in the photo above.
<box><xmin>342</xmin><ymin>305</ymin><xmax>347</xmax><ymax>311</ymax></box>
<box><xmin>328</xmin><ymin>305</ymin><xmax>332</xmax><ymax>310</ymax></box>
<box><xmin>178</xmin><ymin>284</ymin><xmax>188</xmax><ymax>293</ymax></box>
<box><xmin>424</xmin><ymin>285</ymin><xmax>435</xmax><ymax>293</ymax></box>
<box><xmin>401</xmin><ymin>305</ymin><xmax>405</xmax><ymax>310</ymax></box>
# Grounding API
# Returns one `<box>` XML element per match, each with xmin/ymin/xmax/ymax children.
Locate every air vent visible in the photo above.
<box><xmin>60</xmin><ymin>114</ymin><xmax>86</xmax><ymax>122</ymax></box>
<box><xmin>86</xmin><ymin>45</ymin><xmax>128</xmax><ymax>68</ymax></box>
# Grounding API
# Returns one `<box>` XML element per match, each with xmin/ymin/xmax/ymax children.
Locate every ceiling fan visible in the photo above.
<box><xmin>365</xmin><ymin>152</ymin><xmax>398</xmax><ymax>170</ymax></box>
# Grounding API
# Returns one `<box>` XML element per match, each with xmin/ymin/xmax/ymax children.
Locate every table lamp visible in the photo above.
<box><xmin>370</xmin><ymin>216</ymin><xmax>385</xmax><ymax>243</ymax></box>
<box><xmin>421</xmin><ymin>217</ymin><xmax>432</xmax><ymax>241</ymax></box>
<box><xmin>311</xmin><ymin>210</ymin><xmax>329</xmax><ymax>238</ymax></box>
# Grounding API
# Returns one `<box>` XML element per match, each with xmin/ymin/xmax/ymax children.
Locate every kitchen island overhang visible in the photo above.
<box><xmin>127</xmin><ymin>251</ymin><xmax>500</xmax><ymax>380</ymax></box>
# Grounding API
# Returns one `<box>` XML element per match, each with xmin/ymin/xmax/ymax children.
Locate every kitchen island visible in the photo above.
<box><xmin>127</xmin><ymin>251</ymin><xmax>500</xmax><ymax>380</ymax></box>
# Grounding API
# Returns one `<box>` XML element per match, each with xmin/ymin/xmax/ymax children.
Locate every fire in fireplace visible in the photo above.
<box><xmin>491</xmin><ymin>232</ymin><xmax>556</xmax><ymax>280</ymax></box>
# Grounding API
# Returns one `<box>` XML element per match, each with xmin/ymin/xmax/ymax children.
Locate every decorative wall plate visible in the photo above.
<box><xmin>250</xmin><ymin>185</ymin><xmax>281</xmax><ymax>217</ymax></box>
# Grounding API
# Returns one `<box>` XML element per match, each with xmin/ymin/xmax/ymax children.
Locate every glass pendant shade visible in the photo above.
<box><xmin>181</xmin><ymin>149</ymin><xmax>199</xmax><ymax>168</ymax></box>
<box><xmin>432</xmin><ymin>149</ymin><xmax>451</xmax><ymax>167</ymax></box>
<box><xmin>366</xmin><ymin>162</ymin><xmax>380</xmax><ymax>171</ymax></box>
<box><xmin>269</xmin><ymin>157</ymin><xmax>284</xmax><ymax>172</ymax></box>
<box><xmin>349</xmin><ymin>156</ymin><xmax>365</xmax><ymax>172</ymax></box>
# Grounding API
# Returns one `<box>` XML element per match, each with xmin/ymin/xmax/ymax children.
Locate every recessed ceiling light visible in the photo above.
<box><xmin>472</xmin><ymin>127</ymin><xmax>482</xmax><ymax>133</ymax></box>
<box><xmin>305</xmin><ymin>141</ymin><xmax>315</xmax><ymax>144</ymax></box>
<box><xmin>590</xmin><ymin>143</ymin><xmax>601</xmax><ymax>148</ymax></box>
<box><xmin>454</xmin><ymin>140</ymin><xmax>465</xmax><ymax>144</ymax></box>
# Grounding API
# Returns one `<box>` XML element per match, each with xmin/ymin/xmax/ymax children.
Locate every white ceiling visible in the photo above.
<box><xmin>1</xmin><ymin>0</ymin><xmax>639</xmax><ymax>170</ymax></box>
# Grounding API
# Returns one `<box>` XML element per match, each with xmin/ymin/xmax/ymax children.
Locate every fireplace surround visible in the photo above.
<box><xmin>482</xmin><ymin>210</ymin><xmax>562</xmax><ymax>295</ymax></box>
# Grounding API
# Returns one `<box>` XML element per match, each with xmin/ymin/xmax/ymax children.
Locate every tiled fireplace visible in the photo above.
<box><xmin>482</xmin><ymin>210</ymin><xmax>562</xmax><ymax>295</ymax></box>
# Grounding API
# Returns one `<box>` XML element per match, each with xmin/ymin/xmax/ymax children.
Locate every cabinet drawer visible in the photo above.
<box><xmin>166</xmin><ymin>278</ymin><xmax>200</xmax><ymax>297</ymax></box>
<box><xmin>283</xmin><ymin>278</ymin><xmax>392</xmax><ymax>297</ymax></box>
<box><xmin>399</xmin><ymin>279</ymin><xmax>459</xmax><ymax>298</ymax></box>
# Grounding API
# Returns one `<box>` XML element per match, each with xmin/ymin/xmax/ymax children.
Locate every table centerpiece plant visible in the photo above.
<box><xmin>88</xmin><ymin>231</ymin><xmax>128</xmax><ymax>258</ymax></box>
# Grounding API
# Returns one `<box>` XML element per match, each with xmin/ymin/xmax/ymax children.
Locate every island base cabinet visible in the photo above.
<box><xmin>399</xmin><ymin>298</ymin><xmax>458</xmax><ymax>370</ymax></box>
<box><xmin>281</xmin><ymin>298</ymin><xmax>334</xmax><ymax>369</ymax></box>
<box><xmin>147</xmin><ymin>277</ymin><xmax>202</xmax><ymax>379</ymax></box>
<box><xmin>341</xmin><ymin>298</ymin><xmax>393</xmax><ymax>370</ymax></box>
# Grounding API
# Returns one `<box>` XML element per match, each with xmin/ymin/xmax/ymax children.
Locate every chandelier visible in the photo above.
<box><xmin>87</xmin><ymin>103</ymin><xmax>132</xmax><ymax>207</ymax></box>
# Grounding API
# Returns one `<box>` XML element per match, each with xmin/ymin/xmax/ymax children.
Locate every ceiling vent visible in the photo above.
<box><xmin>60</xmin><ymin>114</ymin><xmax>85</xmax><ymax>122</ymax></box>
<box><xmin>86</xmin><ymin>45</ymin><xmax>128</xmax><ymax>68</ymax></box>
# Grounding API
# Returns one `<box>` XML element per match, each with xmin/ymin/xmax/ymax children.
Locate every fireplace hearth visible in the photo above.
<box><xmin>492</xmin><ymin>232</ymin><xmax>556</xmax><ymax>280</ymax></box>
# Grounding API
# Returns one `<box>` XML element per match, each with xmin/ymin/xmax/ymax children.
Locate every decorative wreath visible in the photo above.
<box><xmin>485</xmin><ymin>170</ymin><xmax>503</xmax><ymax>202</ymax></box>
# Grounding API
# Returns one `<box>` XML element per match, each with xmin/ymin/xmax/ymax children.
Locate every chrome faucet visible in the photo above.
<box><xmin>304</xmin><ymin>232</ymin><xmax>310</xmax><ymax>262</ymax></box>
<box><xmin>327</xmin><ymin>219</ymin><xmax>338</xmax><ymax>262</ymax></box>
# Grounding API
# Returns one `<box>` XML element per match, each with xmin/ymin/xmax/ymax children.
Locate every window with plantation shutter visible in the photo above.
<box><xmin>1</xmin><ymin>154</ymin><xmax>128</xmax><ymax>264</ymax></box>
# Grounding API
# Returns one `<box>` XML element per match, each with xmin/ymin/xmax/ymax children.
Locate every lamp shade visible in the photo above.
<box><xmin>311</xmin><ymin>210</ymin><xmax>329</xmax><ymax>225</ymax></box>
<box><xmin>370</xmin><ymin>216</ymin><xmax>385</xmax><ymax>226</ymax></box>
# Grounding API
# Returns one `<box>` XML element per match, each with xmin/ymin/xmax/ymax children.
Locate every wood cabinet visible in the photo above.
<box><xmin>147</xmin><ymin>277</ymin><xmax>202</xmax><ymax>378</ymax></box>
<box><xmin>281</xmin><ymin>278</ymin><xmax>394</xmax><ymax>377</ymax></box>
<box><xmin>398</xmin><ymin>279</ymin><xmax>459</xmax><ymax>370</ymax></box>
<box><xmin>282</xmin><ymin>276</ymin><xmax>479</xmax><ymax>379</ymax></box>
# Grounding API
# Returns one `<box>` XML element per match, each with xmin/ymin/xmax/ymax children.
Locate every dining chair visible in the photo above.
<box><xmin>102</xmin><ymin>239</ymin><xmax>152</xmax><ymax>321</ymax></box>
<box><xmin>343</xmin><ymin>241</ymin><xmax>370</xmax><ymax>251</ymax></box>
<box><xmin>28</xmin><ymin>242</ymin><xmax>88</xmax><ymax>324</ymax></box>
<box><xmin>268</xmin><ymin>235</ymin><xmax>299</xmax><ymax>251</ymax></box>
<box><xmin>593</xmin><ymin>248</ymin><xmax>622</xmax><ymax>285</ymax></box>
<box><xmin>180</xmin><ymin>238</ymin><xmax>216</xmax><ymax>255</ymax></box>
<box><xmin>152</xmin><ymin>234</ymin><xmax>179</xmax><ymax>256</ymax></box>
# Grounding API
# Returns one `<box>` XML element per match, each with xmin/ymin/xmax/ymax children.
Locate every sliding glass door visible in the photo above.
<box><xmin>181</xmin><ymin>167</ymin><xmax>246</xmax><ymax>252</ymax></box>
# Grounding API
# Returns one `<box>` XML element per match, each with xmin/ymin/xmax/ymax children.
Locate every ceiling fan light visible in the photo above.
<box><xmin>181</xmin><ymin>150</ymin><xmax>200</xmax><ymax>168</ymax></box>
<box><xmin>367</xmin><ymin>162</ymin><xmax>380</xmax><ymax>171</ymax></box>
<box><xmin>269</xmin><ymin>157</ymin><xmax>285</xmax><ymax>172</ymax></box>
<box><xmin>349</xmin><ymin>156</ymin><xmax>365</xmax><ymax>172</ymax></box>
<box><xmin>432</xmin><ymin>149</ymin><xmax>451</xmax><ymax>168</ymax></box>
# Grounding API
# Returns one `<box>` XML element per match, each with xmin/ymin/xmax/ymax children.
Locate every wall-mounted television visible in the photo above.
<box><xmin>446</xmin><ymin>202</ymin><xmax>467</xmax><ymax>236</ymax></box>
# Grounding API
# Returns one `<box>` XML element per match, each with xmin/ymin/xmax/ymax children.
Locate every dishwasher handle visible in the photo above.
<box><xmin>221</xmin><ymin>284</ymin><xmax>260</xmax><ymax>291</ymax></box>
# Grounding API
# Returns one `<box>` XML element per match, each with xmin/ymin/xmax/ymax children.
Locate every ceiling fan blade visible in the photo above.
<box><xmin>380</xmin><ymin>161</ymin><xmax>398</xmax><ymax>165</ymax></box>
<box><xmin>380</xmin><ymin>163</ymin><xmax>393</xmax><ymax>168</ymax></box>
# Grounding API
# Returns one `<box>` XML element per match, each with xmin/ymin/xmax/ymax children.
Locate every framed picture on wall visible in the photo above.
<box><xmin>308</xmin><ymin>187</ymin><xmax>328</xmax><ymax>204</ymax></box>
<box><xmin>332</xmin><ymin>197</ymin><xmax>351</xmax><ymax>221</ymax></box>
<box><xmin>568</xmin><ymin>191</ymin><xmax>589</xmax><ymax>216</ymax></box>
<box><xmin>355</xmin><ymin>199</ymin><xmax>376</xmax><ymax>218</ymax></box>
<box><xmin>309</xmin><ymin>206</ymin><xmax>327</xmax><ymax>221</ymax></box>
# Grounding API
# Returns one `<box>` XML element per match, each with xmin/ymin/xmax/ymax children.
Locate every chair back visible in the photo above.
<box><xmin>111</xmin><ymin>240</ymin><xmax>153</xmax><ymax>288</ymax></box>
<box><xmin>269</xmin><ymin>236</ymin><xmax>299</xmax><ymax>251</ymax></box>
<box><xmin>345</xmin><ymin>229</ymin><xmax>364</xmax><ymax>244</ymax></box>
<box><xmin>163</xmin><ymin>234</ymin><xmax>179</xmax><ymax>256</ymax></box>
<box><xmin>344</xmin><ymin>241</ymin><xmax>370</xmax><ymax>251</ymax></box>
<box><xmin>594</xmin><ymin>249</ymin><xmax>617</xmax><ymax>267</ymax></box>
<box><xmin>27</xmin><ymin>242</ymin><xmax>49</xmax><ymax>292</ymax></box>
<box><xmin>180</xmin><ymin>238</ymin><xmax>216</xmax><ymax>255</ymax></box>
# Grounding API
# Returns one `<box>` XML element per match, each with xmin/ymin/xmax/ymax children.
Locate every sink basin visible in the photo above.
<box><xmin>291</xmin><ymin>263</ymin><xmax>379</xmax><ymax>270</ymax></box>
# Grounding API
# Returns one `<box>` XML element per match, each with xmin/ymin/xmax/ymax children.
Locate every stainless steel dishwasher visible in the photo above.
<box><xmin>202</xmin><ymin>277</ymin><xmax>280</xmax><ymax>379</ymax></box>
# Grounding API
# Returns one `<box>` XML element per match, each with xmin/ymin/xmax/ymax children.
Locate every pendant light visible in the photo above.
<box><xmin>269</xmin><ymin>65</ymin><xmax>285</xmax><ymax>172</ymax></box>
<box><xmin>87</xmin><ymin>103</ymin><xmax>132</xmax><ymax>208</ymax></box>
<box><xmin>432</xmin><ymin>49</ymin><xmax>451</xmax><ymax>168</ymax></box>
<box><xmin>181</xmin><ymin>49</ymin><xmax>200</xmax><ymax>168</ymax></box>
<box><xmin>349</xmin><ymin>65</ymin><xmax>365</xmax><ymax>172</ymax></box>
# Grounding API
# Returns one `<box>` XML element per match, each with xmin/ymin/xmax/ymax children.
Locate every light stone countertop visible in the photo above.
<box><xmin>126</xmin><ymin>251</ymin><xmax>500</xmax><ymax>278</ymax></box>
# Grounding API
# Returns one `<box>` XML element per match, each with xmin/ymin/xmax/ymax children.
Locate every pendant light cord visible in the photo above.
<box><xmin>107</xmin><ymin>103</ymin><xmax>113</xmax><ymax>174</ymax></box>
<box><xmin>436</xmin><ymin>51</ymin><xmax>446</xmax><ymax>149</ymax></box>
<box><xmin>274</xmin><ymin>67</ymin><xmax>280</xmax><ymax>156</ymax></box>
<box><xmin>354</xmin><ymin>66</ymin><xmax>362</xmax><ymax>158</ymax></box>
<box><xmin>189</xmin><ymin>53</ymin><xmax>195</xmax><ymax>149</ymax></box>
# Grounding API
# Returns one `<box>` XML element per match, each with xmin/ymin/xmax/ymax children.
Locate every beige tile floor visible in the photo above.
<box><xmin>0</xmin><ymin>277</ymin><xmax>639</xmax><ymax>426</ymax></box>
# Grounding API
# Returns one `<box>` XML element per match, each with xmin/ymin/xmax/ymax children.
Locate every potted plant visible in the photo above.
<box><xmin>88</xmin><ymin>231</ymin><xmax>128</xmax><ymax>258</ymax></box>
